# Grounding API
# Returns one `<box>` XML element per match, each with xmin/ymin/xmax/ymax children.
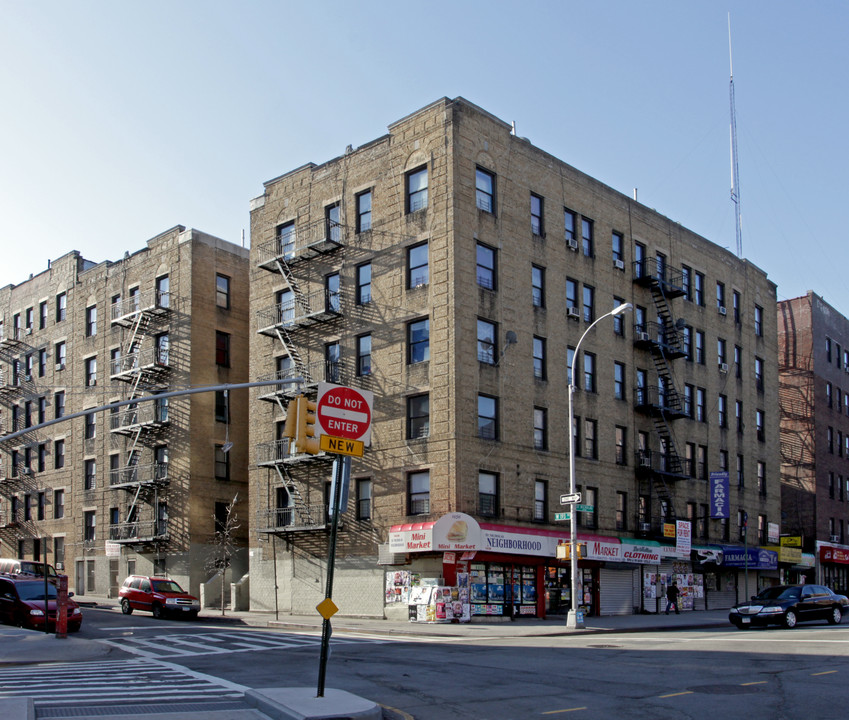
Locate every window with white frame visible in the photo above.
<box><xmin>530</xmin><ymin>193</ymin><xmax>544</xmax><ymax>236</ymax></box>
<box><xmin>477</xmin><ymin>394</ymin><xmax>498</xmax><ymax>440</ymax></box>
<box><xmin>533</xmin><ymin>336</ymin><xmax>546</xmax><ymax>380</ymax></box>
<box><xmin>478</xmin><ymin>471</ymin><xmax>498</xmax><ymax>517</ymax></box>
<box><xmin>476</xmin><ymin>167</ymin><xmax>495</xmax><ymax>213</ymax></box>
<box><xmin>532</xmin><ymin>265</ymin><xmax>545</xmax><ymax>308</ymax></box>
<box><xmin>407</xmin><ymin>242</ymin><xmax>429</xmax><ymax>288</ymax></box>
<box><xmin>476</xmin><ymin>242</ymin><xmax>496</xmax><ymax>290</ymax></box>
<box><xmin>406</xmin><ymin>167</ymin><xmax>428</xmax><ymax>212</ymax></box>
<box><xmin>533</xmin><ymin>407</ymin><xmax>547</xmax><ymax>450</ymax></box>
<box><xmin>407</xmin><ymin>394</ymin><xmax>429</xmax><ymax>439</ymax></box>
<box><xmin>477</xmin><ymin>319</ymin><xmax>497</xmax><ymax>364</ymax></box>
<box><xmin>408</xmin><ymin>471</ymin><xmax>430</xmax><ymax>515</ymax></box>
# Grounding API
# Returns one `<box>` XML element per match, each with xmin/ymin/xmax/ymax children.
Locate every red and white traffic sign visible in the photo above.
<box><xmin>316</xmin><ymin>383</ymin><xmax>374</xmax><ymax>446</ymax></box>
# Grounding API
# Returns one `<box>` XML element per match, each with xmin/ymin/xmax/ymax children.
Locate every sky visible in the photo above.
<box><xmin>1</xmin><ymin>1</ymin><xmax>847</xmax><ymax>315</ymax></box>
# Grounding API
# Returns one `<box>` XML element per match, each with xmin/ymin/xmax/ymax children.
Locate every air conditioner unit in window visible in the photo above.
<box><xmin>25</xmin><ymin>327</ymin><xmax>32</xmax><ymax>335</ymax></box>
<box><xmin>719</xmin><ymin>363</ymin><xmax>729</xmax><ymax>373</ymax></box>
<box><xmin>613</xmin><ymin>259</ymin><xmax>625</xmax><ymax>270</ymax></box>
<box><xmin>567</xmin><ymin>307</ymin><xmax>580</xmax><ymax>320</ymax></box>
<box><xmin>718</xmin><ymin>306</ymin><xmax>727</xmax><ymax>316</ymax></box>
<box><xmin>639</xmin><ymin>522</ymin><xmax>652</xmax><ymax>532</ymax></box>
<box><xmin>639</xmin><ymin>457</ymin><xmax>652</xmax><ymax>468</ymax></box>
<box><xmin>830</xmin><ymin>535</ymin><xmax>841</xmax><ymax>543</ymax></box>
<box><xmin>639</xmin><ymin>332</ymin><xmax>651</xmax><ymax>342</ymax></box>
<box><xmin>88</xmin><ymin>379</ymin><xmax>97</xmax><ymax>387</ymax></box>
<box><xmin>566</xmin><ymin>238</ymin><xmax>579</xmax><ymax>251</ymax></box>
<box><xmin>24</xmin><ymin>375</ymin><xmax>32</xmax><ymax>383</ymax></box>
<box><xmin>55</xmin><ymin>363</ymin><xmax>64</xmax><ymax>371</ymax></box>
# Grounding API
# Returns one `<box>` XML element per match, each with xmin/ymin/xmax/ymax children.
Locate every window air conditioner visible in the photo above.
<box><xmin>55</xmin><ymin>363</ymin><xmax>64</xmax><ymax>371</ymax></box>
<box><xmin>566</xmin><ymin>238</ymin><xmax>579</xmax><ymax>251</ymax></box>
<box><xmin>88</xmin><ymin>379</ymin><xmax>97</xmax><ymax>387</ymax></box>
<box><xmin>719</xmin><ymin>363</ymin><xmax>729</xmax><ymax>373</ymax></box>
<box><xmin>567</xmin><ymin>307</ymin><xmax>580</xmax><ymax>319</ymax></box>
<box><xmin>613</xmin><ymin>259</ymin><xmax>625</xmax><ymax>270</ymax></box>
<box><xmin>639</xmin><ymin>332</ymin><xmax>651</xmax><ymax>342</ymax></box>
<box><xmin>639</xmin><ymin>522</ymin><xmax>652</xmax><ymax>532</ymax></box>
<box><xmin>639</xmin><ymin>457</ymin><xmax>652</xmax><ymax>468</ymax></box>
<box><xmin>24</xmin><ymin>375</ymin><xmax>32</xmax><ymax>383</ymax></box>
<box><xmin>830</xmin><ymin>535</ymin><xmax>841</xmax><ymax>543</ymax></box>
<box><xmin>25</xmin><ymin>327</ymin><xmax>32</xmax><ymax>335</ymax></box>
<box><xmin>718</xmin><ymin>306</ymin><xmax>727</xmax><ymax>316</ymax></box>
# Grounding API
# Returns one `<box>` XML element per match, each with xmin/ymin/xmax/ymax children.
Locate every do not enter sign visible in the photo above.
<box><xmin>316</xmin><ymin>383</ymin><xmax>374</xmax><ymax>446</ymax></box>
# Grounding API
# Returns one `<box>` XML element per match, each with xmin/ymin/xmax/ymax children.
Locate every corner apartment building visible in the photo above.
<box><xmin>779</xmin><ymin>291</ymin><xmax>849</xmax><ymax>591</ymax></box>
<box><xmin>0</xmin><ymin>226</ymin><xmax>250</xmax><ymax>598</ymax></box>
<box><xmin>248</xmin><ymin>97</ymin><xmax>780</xmax><ymax>618</ymax></box>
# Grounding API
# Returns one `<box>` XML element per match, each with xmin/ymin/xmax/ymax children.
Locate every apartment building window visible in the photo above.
<box><xmin>83</xmin><ymin>356</ymin><xmax>96</xmax><ymax>387</ymax></box>
<box><xmin>84</xmin><ymin>459</ymin><xmax>96</xmax><ymax>490</ymax></box>
<box><xmin>215</xmin><ymin>331</ymin><xmax>230</xmax><ymax>367</ymax></box>
<box><xmin>356</xmin><ymin>478</ymin><xmax>372</xmax><ymax>520</ymax></box>
<box><xmin>719</xmin><ymin>449</ymin><xmax>729</xmax><ymax>472</ymax></box>
<box><xmin>214</xmin><ymin>444</ymin><xmax>230</xmax><ymax>481</ymax></box>
<box><xmin>85</xmin><ymin>305</ymin><xmax>97</xmax><ymax>337</ymax></box>
<box><xmin>476</xmin><ymin>243</ymin><xmax>496</xmax><ymax>290</ymax></box>
<box><xmin>478</xmin><ymin>471</ymin><xmax>498</xmax><ymax>517</ymax></box>
<box><xmin>639</xmin><ymin>494</ymin><xmax>650</xmax><ymax>527</ymax></box>
<box><xmin>54</xmin><ymin>489</ymin><xmax>64</xmax><ymax>519</ymax></box>
<box><xmin>756</xmin><ymin>409</ymin><xmax>765</xmax><ymax>441</ymax></box>
<box><xmin>277</xmin><ymin>220</ymin><xmax>296</xmax><ymax>259</ymax></box>
<box><xmin>736</xmin><ymin>400</ymin><xmax>744</xmax><ymax>433</ymax></box>
<box><xmin>84</xmin><ymin>412</ymin><xmax>96</xmax><ymax>440</ymax></box>
<box><xmin>478</xmin><ymin>394</ymin><xmax>498</xmax><ymax>440</ymax></box>
<box><xmin>614</xmin><ymin>362</ymin><xmax>626</xmax><ymax>400</ymax></box>
<box><xmin>37</xmin><ymin>349</ymin><xmax>46</xmax><ymax>378</ymax></box>
<box><xmin>582</xmin><ymin>285</ymin><xmax>594</xmax><ymax>323</ymax></box>
<box><xmin>54</xmin><ymin>391</ymin><xmax>65</xmax><ymax>419</ymax></box>
<box><xmin>581</xmin><ymin>218</ymin><xmax>594</xmax><ymax>257</ymax></box>
<box><xmin>698</xmin><ymin>445</ymin><xmax>708</xmax><ymax>480</ymax></box>
<box><xmin>55</xmin><ymin>341</ymin><xmax>66</xmax><ymax>370</ymax></box>
<box><xmin>12</xmin><ymin>313</ymin><xmax>21</xmax><ymax>341</ymax></box>
<box><xmin>758</xmin><ymin>515</ymin><xmax>767</xmax><ymax>545</ymax></box>
<box><xmin>23</xmin><ymin>494</ymin><xmax>32</xmax><ymax>522</ymax></box>
<box><xmin>532</xmin><ymin>265</ymin><xmax>545</xmax><ymax>308</ymax></box>
<box><xmin>612</xmin><ymin>297</ymin><xmax>626</xmax><ymax>336</ymax></box>
<box><xmin>530</xmin><ymin>193</ymin><xmax>544</xmax><ymax>236</ymax></box>
<box><xmin>533</xmin><ymin>407</ymin><xmax>547</xmax><ymax>451</ymax></box>
<box><xmin>758</xmin><ymin>461</ymin><xmax>767</xmax><ymax>496</ymax></box>
<box><xmin>616</xmin><ymin>492</ymin><xmax>628</xmax><ymax>531</ymax></box>
<box><xmin>685</xmin><ymin>443</ymin><xmax>696</xmax><ymax>477</ymax></box>
<box><xmin>37</xmin><ymin>443</ymin><xmax>46</xmax><ymax>472</ymax></box>
<box><xmin>634</xmin><ymin>242</ymin><xmax>646</xmax><ymax>278</ymax></box>
<box><xmin>737</xmin><ymin>454</ymin><xmax>744</xmax><ymax>488</ymax></box>
<box><xmin>636</xmin><ymin>369</ymin><xmax>647</xmax><ymax>406</ymax></box>
<box><xmin>564</xmin><ymin>208</ymin><xmax>576</xmax><ymax>244</ymax></box>
<box><xmin>325</xmin><ymin>342</ymin><xmax>340</xmax><ymax>383</ymax></box>
<box><xmin>215</xmin><ymin>391</ymin><xmax>229</xmax><ymax>423</ymax></box>
<box><xmin>534</xmin><ymin>480</ymin><xmax>548</xmax><ymax>522</ymax></box>
<box><xmin>476</xmin><ymin>167</ymin><xmax>495</xmax><ymax>213</ymax></box>
<box><xmin>408</xmin><ymin>470</ymin><xmax>430</xmax><ymax>515</ymax></box>
<box><xmin>737</xmin><ymin>509</ymin><xmax>747</xmax><ymax>540</ymax></box>
<box><xmin>477</xmin><ymin>319</ymin><xmax>497</xmax><ymax>364</ymax></box>
<box><xmin>325</xmin><ymin>272</ymin><xmax>340</xmax><ymax>313</ymax></box>
<box><xmin>695</xmin><ymin>330</ymin><xmax>705</xmax><ymax>364</ymax></box>
<box><xmin>681</xmin><ymin>265</ymin><xmax>692</xmax><ymax>301</ymax></box>
<box><xmin>612</xmin><ymin>232</ymin><xmax>624</xmax><ymax>265</ymax></box>
<box><xmin>694</xmin><ymin>271</ymin><xmax>705</xmax><ymax>306</ymax></box>
<box><xmin>356</xmin><ymin>262</ymin><xmax>372</xmax><ymax>305</ymax></box>
<box><xmin>580</xmin><ymin>487</ymin><xmax>597</xmax><ymax>529</ymax></box>
<box><xmin>56</xmin><ymin>292</ymin><xmax>66</xmax><ymax>322</ymax></box>
<box><xmin>39</xmin><ymin>301</ymin><xmax>47</xmax><ymax>330</ymax></box>
<box><xmin>566</xmin><ymin>278</ymin><xmax>579</xmax><ymax>314</ymax></box>
<box><xmin>407</xmin><ymin>394</ymin><xmax>429</xmax><ymax>439</ymax></box>
<box><xmin>716</xmin><ymin>282</ymin><xmax>726</xmax><ymax>312</ymax></box>
<box><xmin>698</xmin><ymin>504</ymin><xmax>709</xmax><ymax>540</ymax></box>
<box><xmin>717</xmin><ymin>338</ymin><xmax>727</xmax><ymax>366</ymax></box>
<box><xmin>754</xmin><ymin>305</ymin><xmax>764</xmax><ymax>336</ymax></box>
<box><xmin>533</xmin><ymin>336</ymin><xmax>547</xmax><ymax>380</ymax></box>
<box><xmin>696</xmin><ymin>387</ymin><xmax>706</xmax><ymax>422</ymax></box>
<box><xmin>584</xmin><ymin>419</ymin><xmax>598</xmax><ymax>459</ymax></box>
<box><xmin>155</xmin><ymin>275</ymin><xmax>170</xmax><ymax>309</ymax></box>
<box><xmin>356</xmin><ymin>189</ymin><xmax>372</xmax><ymax>233</ymax></box>
<box><xmin>216</xmin><ymin>274</ymin><xmax>231</xmax><ymax>309</ymax></box>
<box><xmin>567</xmin><ymin>347</ymin><xmax>576</xmax><ymax>386</ymax></box>
<box><xmin>83</xmin><ymin>511</ymin><xmax>96</xmax><ymax>542</ymax></box>
<box><xmin>755</xmin><ymin>356</ymin><xmax>764</xmax><ymax>391</ymax></box>
<box><xmin>407</xmin><ymin>242</ymin><xmax>429</xmax><ymax>288</ymax></box>
<box><xmin>583</xmin><ymin>352</ymin><xmax>596</xmax><ymax>393</ymax></box>
<box><xmin>408</xmin><ymin>318</ymin><xmax>429</xmax><ymax>364</ymax></box>
<box><xmin>733</xmin><ymin>290</ymin><xmax>741</xmax><ymax>323</ymax></box>
<box><xmin>406</xmin><ymin>166</ymin><xmax>428</xmax><ymax>212</ymax></box>
<box><xmin>735</xmin><ymin>345</ymin><xmax>743</xmax><ymax>379</ymax></box>
<box><xmin>718</xmin><ymin>394</ymin><xmax>728</xmax><ymax>428</ymax></box>
<box><xmin>325</xmin><ymin>202</ymin><xmax>341</xmax><ymax>242</ymax></box>
<box><xmin>615</xmin><ymin>426</ymin><xmax>627</xmax><ymax>465</ymax></box>
<box><xmin>356</xmin><ymin>334</ymin><xmax>372</xmax><ymax>376</ymax></box>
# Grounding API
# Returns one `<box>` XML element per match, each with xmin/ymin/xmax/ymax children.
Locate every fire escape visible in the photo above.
<box><xmin>0</xmin><ymin>332</ymin><xmax>43</xmax><ymax>548</ymax></box>
<box><xmin>254</xmin><ymin>217</ymin><xmax>344</xmax><ymax>544</ymax></box>
<box><xmin>107</xmin><ymin>289</ymin><xmax>172</xmax><ymax>547</ymax></box>
<box><xmin>632</xmin><ymin>257</ymin><xmax>688</xmax><ymax>536</ymax></box>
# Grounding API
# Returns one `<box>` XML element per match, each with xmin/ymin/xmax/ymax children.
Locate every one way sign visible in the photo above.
<box><xmin>560</xmin><ymin>492</ymin><xmax>582</xmax><ymax>505</ymax></box>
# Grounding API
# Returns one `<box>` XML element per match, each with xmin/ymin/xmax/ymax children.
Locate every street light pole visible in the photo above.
<box><xmin>566</xmin><ymin>302</ymin><xmax>633</xmax><ymax>629</ymax></box>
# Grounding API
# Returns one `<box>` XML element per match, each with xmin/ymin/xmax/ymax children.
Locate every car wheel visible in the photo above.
<box><xmin>120</xmin><ymin>599</ymin><xmax>133</xmax><ymax>615</ymax></box>
<box><xmin>828</xmin><ymin>606</ymin><xmax>843</xmax><ymax>625</ymax></box>
<box><xmin>783</xmin><ymin>610</ymin><xmax>798</xmax><ymax>629</ymax></box>
<box><xmin>152</xmin><ymin>603</ymin><xmax>163</xmax><ymax>619</ymax></box>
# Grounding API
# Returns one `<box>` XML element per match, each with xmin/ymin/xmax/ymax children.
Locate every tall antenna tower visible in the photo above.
<box><xmin>729</xmin><ymin>14</ymin><xmax>743</xmax><ymax>258</ymax></box>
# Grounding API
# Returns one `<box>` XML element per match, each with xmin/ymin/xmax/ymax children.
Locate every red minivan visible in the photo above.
<box><xmin>0</xmin><ymin>575</ymin><xmax>82</xmax><ymax>632</ymax></box>
<box><xmin>119</xmin><ymin>575</ymin><xmax>200</xmax><ymax>619</ymax></box>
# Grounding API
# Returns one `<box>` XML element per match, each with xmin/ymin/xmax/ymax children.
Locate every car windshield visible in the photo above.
<box><xmin>755</xmin><ymin>586</ymin><xmax>800</xmax><ymax>601</ymax></box>
<box><xmin>152</xmin><ymin>580</ymin><xmax>185</xmax><ymax>593</ymax></box>
<box><xmin>16</xmin><ymin>583</ymin><xmax>58</xmax><ymax>601</ymax></box>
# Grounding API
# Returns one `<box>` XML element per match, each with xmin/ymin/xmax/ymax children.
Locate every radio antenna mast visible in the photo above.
<box><xmin>729</xmin><ymin>14</ymin><xmax>743</xmax><ymax>258</ymax></box>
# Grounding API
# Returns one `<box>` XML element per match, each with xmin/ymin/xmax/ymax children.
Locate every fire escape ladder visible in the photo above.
<box><xmin>273</xmin><ymin>464</ymin><xmax>315</xmax><ymax>525</ymax></box>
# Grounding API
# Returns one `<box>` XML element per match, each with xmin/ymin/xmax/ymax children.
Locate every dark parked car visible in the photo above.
<box><xmin>0</xmin><ymin>575</ymin><xmax>82</xmax><ymax>632</ymax></box>
<box><xmin>729</xmin><ymin>584</ymin><xmax>849</xmax><ymax>629</ymax></box>
<box><xmin>119</xmin><ymin>575</ymin><xmax>200</xmax><ymax>619</ymax></box>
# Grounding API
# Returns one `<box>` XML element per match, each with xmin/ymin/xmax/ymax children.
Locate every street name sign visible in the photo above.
<box><xmin>554</xmin><ymin>512</ymin><xmax>571</xmax><ymax>521</ymax></box>
<box><xmin>575</xmin><ymin>504</ymin><xmax>594</xmax><ymax>512</ymax></box>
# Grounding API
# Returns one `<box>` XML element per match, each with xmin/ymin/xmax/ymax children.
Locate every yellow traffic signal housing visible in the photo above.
<box><xmin>281</xmin><ymin>396</ymin><xmax>299</xmax><ymax>442</ymax></box>
<box><xmin>295</xmin><ymin>395</ymin><xmax>321</xmax><ymax>455</ymax></box>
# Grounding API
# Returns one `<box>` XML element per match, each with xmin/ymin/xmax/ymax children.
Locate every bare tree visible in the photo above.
<box><xmin>206</xmin><ymin>493</ymin><xmax>241</xmax><ymax>615</ymax></box>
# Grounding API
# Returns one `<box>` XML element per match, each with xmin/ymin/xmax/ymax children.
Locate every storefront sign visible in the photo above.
<box><xmin>676</xmin><ymin>521</ymin><xmax>692</xmax><ymax>556</ymax></box>
<box><xmin>777</xmin><ymin>546</ymin><xmax>802</xmax><ymax>564</ymax></box>
<box><xmin>620</xmin><ymin>544</ymin><xmax>661</xmax><ymax>564</ymax></box>
<box><xmin>663</xmin><ymin>523</ymin><xmax>676</xmax><ymax>538</ymax></box>
<box><xmin>709</xmin><ymin>472</ymin><xmax>730</xmax><ymax>519</ymax></box>
<box><xmin>585</xmin><ymin>540</ymin><xmax>622</xmax><ymax>561</ymax></box>
<box><xmin>767</xmin><ymin>522</ymin><xmax>779</xmax><ymax>544</ymax></box>
<box><xmin>820</xmin><ymin>545</ymin><xmax>849</xmax><ymax>564</ymax></box>
<box><xmin>780</xmin><ymin>536</ymin><xmax>802</xmax><ymax>547</ymax></box>
<box><xmin>718</xmin><ymin>545</ymin><xmax>778</xmax><ymax>570</ymax></box>
<box><xmin>433</xmin><ymin>513</ymin><xmax>482</xmax><ymax>552</ymax></box>
<box><xmin>389</xmin><ymin>525</ymin><xmax>433</xmax><ymax>553</ymax></box>
<box><xmin>484</xmin><ymin>529</ymin><xmax>551</xmax><ymax>556</ymax></box>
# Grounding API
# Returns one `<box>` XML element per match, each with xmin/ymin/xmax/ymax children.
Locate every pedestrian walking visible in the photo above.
<box><xmin>665</xmin><ymin>580</ymin><xmax>680</xmax><ymax>615</ymax></box>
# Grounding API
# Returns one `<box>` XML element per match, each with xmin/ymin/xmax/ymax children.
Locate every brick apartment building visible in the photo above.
<box><xmin>0</xmin><ymin>227</ymin><xmax>250</xmax><ymax>598</ymax></box>
<box><xmin>247</xmin><ymin>97</ymin><xmax>781</xmax><ymax>618</ymax></box>
<box><xmin>779</xmin><ymin>291</ymin><xmax>849</xmax><ymax>591</ymax></box>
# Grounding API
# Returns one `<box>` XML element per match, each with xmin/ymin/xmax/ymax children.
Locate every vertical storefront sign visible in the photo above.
<box><xmin>710</xmin><ymin>471</ymin><xmax>730</xmax><ymax>519</ymax></box>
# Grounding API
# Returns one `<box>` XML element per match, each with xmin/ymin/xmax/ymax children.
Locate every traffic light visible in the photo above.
<box><xmin>281</xmin><ymin>397</ymin><xmax>299</xmax><ymax>445</ymax></box>
<box><xmin>295</xmin><ymin>394</ymin><xmax>320</xmax><ymax>455</ymax></box>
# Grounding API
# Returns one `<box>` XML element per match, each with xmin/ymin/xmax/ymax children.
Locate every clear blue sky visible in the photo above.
<box><xmin>2</xmin><ymin>1</ymin><xmax>847</xmax><ymax>315</ymax></box>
